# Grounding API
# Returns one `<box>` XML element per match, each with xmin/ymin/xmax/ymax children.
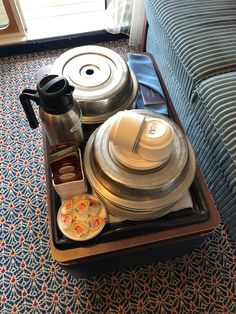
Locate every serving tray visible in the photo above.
<box><xmin>43</xmin><ymin>53</ymin><xmax>220</xmax><ymax>270</ymax></box>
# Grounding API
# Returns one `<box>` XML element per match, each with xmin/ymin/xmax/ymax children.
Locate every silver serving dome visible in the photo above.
<box><xmin>51</xmin><ymin>45</ymin><xmax>138</xmax><ymax>125</ymax></box>
<box><xmin>84</xmin><ymin>110</ymin><xmax>196</xmax><ymax>220</ymax></box>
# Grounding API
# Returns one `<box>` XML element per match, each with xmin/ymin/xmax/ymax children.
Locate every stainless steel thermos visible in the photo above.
<box><xmin>19</xmin><ymin>75</ymin><xmax>84</xmax><ymax>146</ymax></box>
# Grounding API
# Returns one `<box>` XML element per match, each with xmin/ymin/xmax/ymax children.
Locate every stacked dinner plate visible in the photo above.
<box><xmin>84</xmin><ymin>110</ymin><xmax>196</xmax><ymax>221</ymax></box>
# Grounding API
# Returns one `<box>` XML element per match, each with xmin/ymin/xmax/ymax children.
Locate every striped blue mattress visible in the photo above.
<box><xmin>145</xmin><ymin>0</ymin><xmax>236</xmax><ymax>101</ymax></box>
<box><xmin>145</xmin><ymin>0</ymin><xmax>236</xmax><ymax>244</ymax></box>
<box><xmin>147</xmin><ymin>26</ymin><xmax>236</xmax><ymax>242</ymax></box>
<box><xmin>189</xmin><ymin>74</ymin><xmax>236</xmax><ymax>238</ymax></box>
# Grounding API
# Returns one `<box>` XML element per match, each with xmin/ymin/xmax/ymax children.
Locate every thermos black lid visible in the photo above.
<box><xmin>37</xmin><ymin>75</ymin><xmax>74</xmax><ymax>114</ymax></box>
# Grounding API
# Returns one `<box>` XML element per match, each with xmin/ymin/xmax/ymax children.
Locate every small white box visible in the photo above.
<box><xmin>52</xmin><ymin>149</ymin><xmax>87</xmax><ymax>200</ymax></box>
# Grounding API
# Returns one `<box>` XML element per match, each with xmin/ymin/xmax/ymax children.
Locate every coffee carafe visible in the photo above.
<box><xmin>19</xmin><ymin>75</ymin><xmax>84</xmax><ymax>146</ymax></box>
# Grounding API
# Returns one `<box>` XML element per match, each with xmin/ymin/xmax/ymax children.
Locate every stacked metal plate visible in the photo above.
<box><xmin>84</xmin><ymin>110</ymin><xmax>196</xmax><ymax>221</ymax></box>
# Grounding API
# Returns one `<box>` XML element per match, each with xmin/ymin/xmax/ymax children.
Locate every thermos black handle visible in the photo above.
<box><xmin>19</xmin><ymin>89</ymin><xmax>40</xmax><ymax>129</ymax></box>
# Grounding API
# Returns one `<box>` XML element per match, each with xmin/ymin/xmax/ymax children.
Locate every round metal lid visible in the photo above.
<box><xmin>84</xmin><ymin>110</ymin><xmax>196</xmax><ymax>219</ymax></box>
<box><xmin>92</xmin><ymin>113</ymin><xmax>188</xmax><ymax>195</ymax></box>
<box><xmin>51</xmin><ymin>46</ymin><xmax>138</xmax><ymax>124</ymax></box>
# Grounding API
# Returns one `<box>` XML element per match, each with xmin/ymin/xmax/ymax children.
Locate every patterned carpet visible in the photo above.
<box><xmin>0</xmin><ymin>39</ymin><xmax>236</xmax><ymax>314</ymax></box>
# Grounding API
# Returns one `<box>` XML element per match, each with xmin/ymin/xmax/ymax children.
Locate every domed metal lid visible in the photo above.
<box><xmin>51</xmin><ymin>46</ymin><xmax>138</xmax><ymax>124</ymax></box>
<box><xmin>84</xmin><ymin>110</ymin><xmax>196</xmax><ymax>220</ymax></box>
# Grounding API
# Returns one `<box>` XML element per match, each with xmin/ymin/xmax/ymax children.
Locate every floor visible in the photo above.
<box><xmin>0</xmin><ymin>39</ymin><xmax>236</xmax><ymax>313</ymax></box>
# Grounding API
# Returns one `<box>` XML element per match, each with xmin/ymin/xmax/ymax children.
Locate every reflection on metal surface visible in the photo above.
<box><xmin>0</xmin><ymin>0</ymin><xmax>9</xmax><ymax>29</ymax></box>
<box><xmin>84</xmin><ymin>110</ymin><xmax>196</xmax><ymax>221</ymax></box>
<box><xmin>51</xmin><ymin>46</ymin><xmax>138</xmax><ymax>125</ymax></box>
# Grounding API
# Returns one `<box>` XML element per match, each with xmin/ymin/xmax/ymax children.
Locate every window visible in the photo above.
<box><xmin>0</xmin><ymin>0</ymin><xmax>107</xmax><ymax>45</ymax></box>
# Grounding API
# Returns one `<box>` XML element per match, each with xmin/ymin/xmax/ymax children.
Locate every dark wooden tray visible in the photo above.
<box><xmin>43</xmin><ymin>53</ymin><xmax>220</xmax><ymax>271</ymax></box>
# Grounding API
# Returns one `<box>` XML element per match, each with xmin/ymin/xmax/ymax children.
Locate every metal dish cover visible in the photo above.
<box><xmin>84</xmin><ymin>110</ymin><xmax>196</xmax><ymax>220</ymax></box>
<box><xmin>51</xmin><ymin>45</ymin><xmax>138</xmax><ymax>124</ymax></box>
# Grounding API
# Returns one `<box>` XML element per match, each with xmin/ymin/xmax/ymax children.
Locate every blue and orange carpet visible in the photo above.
<box><xmin>0</xmin><ymin>39</ymin><xmax>235</xmax><ymax>314</ymax></box>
